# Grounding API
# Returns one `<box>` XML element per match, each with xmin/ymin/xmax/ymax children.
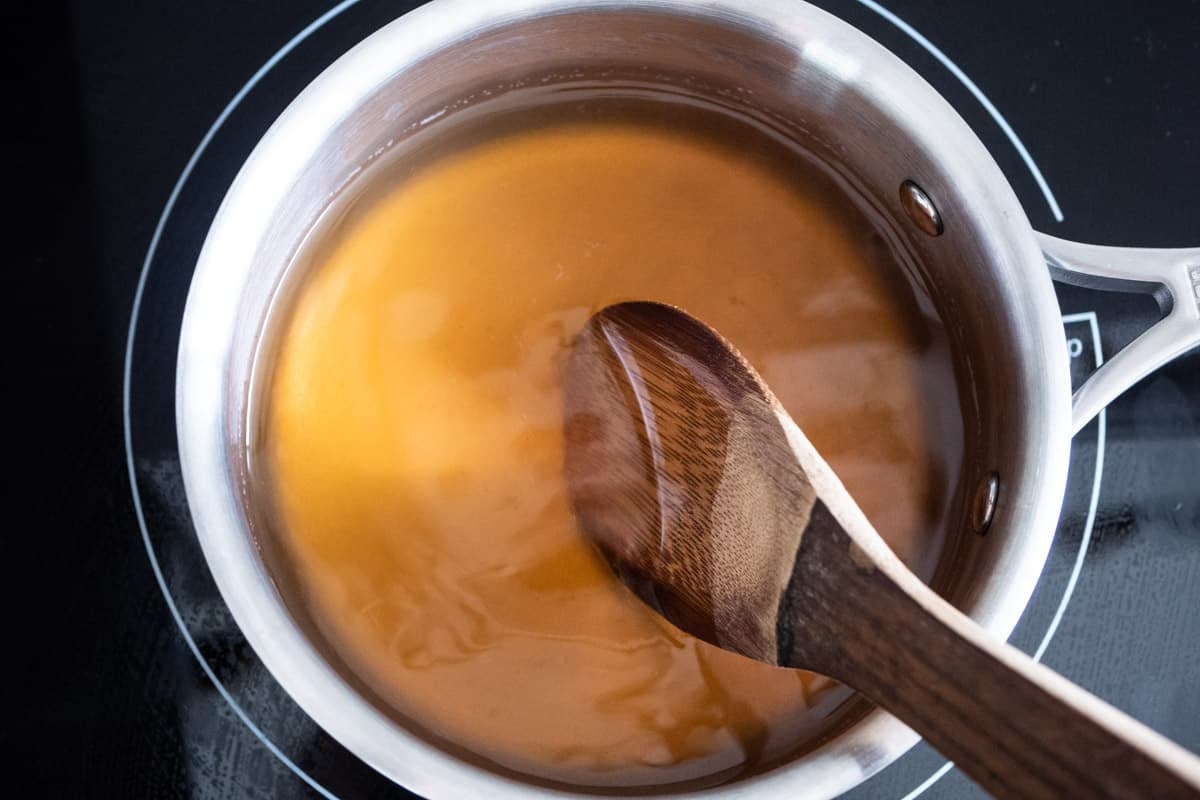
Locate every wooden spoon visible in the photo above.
<box><xmin>562</xmin><ymin>300</ymin><xmax>1200</xmax><ymax>799</ymax></box>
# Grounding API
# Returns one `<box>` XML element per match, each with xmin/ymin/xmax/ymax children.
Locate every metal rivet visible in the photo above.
<box><xmin>899</xmin><ymin>180</ymin><xmax>943</xmax><ymax>237</ymax></box>
<box><xmin>972</xmin><ymin>472</ymin><xmax>999</xmax><ymax>535</ymax></box>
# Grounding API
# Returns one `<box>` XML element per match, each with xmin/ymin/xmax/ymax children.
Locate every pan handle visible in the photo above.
<box><xmin>1038</xmin><ymin>233</ymin><xmax>1200</xmax><ymax>435</ymax></box>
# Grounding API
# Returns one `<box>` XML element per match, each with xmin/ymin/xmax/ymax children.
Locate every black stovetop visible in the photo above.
<box><xmin>15</xmin><ymin>1</ymin><xmax>1198</xmax><ymax>797</ymax></box>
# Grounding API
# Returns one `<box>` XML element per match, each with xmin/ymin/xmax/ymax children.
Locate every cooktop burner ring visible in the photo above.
<box><xmin>120</xmin><ymin>2</ymin><xmax>1101</xmax><ymax>797</ymax></box>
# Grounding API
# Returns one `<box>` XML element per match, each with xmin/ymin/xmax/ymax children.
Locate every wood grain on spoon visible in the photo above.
<box><xmin>562</xmin><ymin>300</ymin><xmax>1200</xmax><ymax>799</ymax></box>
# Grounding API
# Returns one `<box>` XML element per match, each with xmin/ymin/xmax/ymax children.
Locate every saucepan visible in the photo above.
<box><xmin>176</xmin><ymin>0</ymin><xmax>1200</xmax><ymax>797</ymax></box>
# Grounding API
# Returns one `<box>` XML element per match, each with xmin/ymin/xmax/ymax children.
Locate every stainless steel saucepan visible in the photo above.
<box><xmin>176</xmin><ymin>1</ymin><xmax>1200</xmax><ymax>797</ymax></box>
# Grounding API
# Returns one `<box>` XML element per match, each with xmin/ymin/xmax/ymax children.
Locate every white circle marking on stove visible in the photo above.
<box><xmin>122</xmin><ymin>2</ymin><xmax>1075</xmax><ymax>797</ymax></box>
<box><xmin>1036</xmin><ymin>313</ymin><xmax>1106</xmax><ymax>662</ymax></box>
<box><xmin>853</xmin><ymin>0</ymin><xmax>1065</xmax><ymax>223</ymax></box>
<box><xmin>123</xmin><ymin>2</ymin><xmax>367</xmax><ymax>797</ymax></box>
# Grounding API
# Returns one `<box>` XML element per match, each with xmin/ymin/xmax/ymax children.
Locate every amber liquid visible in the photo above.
<box><xmin>258</xmin><ymin>90</ymin><xmax>962</xmax><ymax>789</ymax></box>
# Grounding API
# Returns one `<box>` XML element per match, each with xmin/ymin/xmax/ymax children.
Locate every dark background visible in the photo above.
<box><xmin>10</xmin><ymin>0</ymin><xmax>1198</xmax><ymax>797</ymax></box>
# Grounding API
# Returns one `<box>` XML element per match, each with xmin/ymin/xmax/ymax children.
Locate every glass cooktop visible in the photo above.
<box><xmin>21</xmin><ymin>0</ymin><xmax>1197</xmax><ymax>797</ymax></box>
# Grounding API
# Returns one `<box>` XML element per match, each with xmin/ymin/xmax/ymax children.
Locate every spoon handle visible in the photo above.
<box><xmin>778</xmin><ymin>501</ymin><xmax>1200</xmax><ymax>799</ymax></box>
